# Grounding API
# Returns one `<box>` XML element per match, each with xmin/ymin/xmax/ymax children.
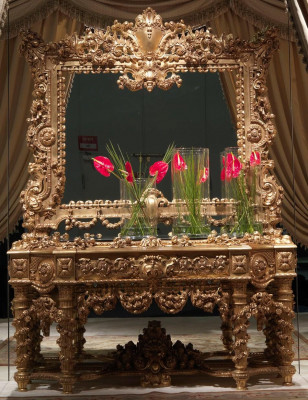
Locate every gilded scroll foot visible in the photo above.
<box><xmin>61</xmin><ymin>377</ymin><xmax>74</xmax><ymax>394</ymax></box>
<box><xmin>15</xmin><ymin>372</ymin><xmax>30</xmax><ymax>392</ymax></box>
<box><xmin>280</xmin><ymin>365</ymin><xmax>296</xmax><ymax>386</ymax></box>
<box><xmin>283</xmin><ymin>376</ymin><xmax>293</xmax><ymax>386</ymax></box>
<box><xmin>232</xmin><ymin>371</ymin><xmax>248</xmax><ymax>390</ymax></box>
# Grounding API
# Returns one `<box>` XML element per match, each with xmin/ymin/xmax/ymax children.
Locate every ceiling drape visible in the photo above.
<box><xmin>2</xmin><ymin>0</ymin><xmax>295</xmax><ymax>40</ymax></box>
<box><xmin>0</xmin><ymin>0</ymin><xmax>307</xmax><ymax>245</ymax></box>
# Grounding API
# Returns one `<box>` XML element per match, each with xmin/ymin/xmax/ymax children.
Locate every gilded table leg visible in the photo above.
<box><xmin>12</xmin><ymin>285</ymin><xmax>33</xmax><ymax>391</ymax></box>
<box><xmin>218</xmin><ymin>290</ymin><xmax>233</xmax><ymax>352</ymax></box>
<box><xmin>57</xmin><ymin>285</ymin><xmax>77</xmax><ymax>394</ymax></box>
<box><xmin>275</xmin><ymin>278</ymin><xmax>296</xmax><ymax>386</ymax></box>
<box><xmin>75</xmin><ymin>318</ymin><xmax>86</xmax><ymax>357</ymax></box>
<box><xmin>231</xmin><ymin>282</ymin><xmax>249</xmax><ymax>390</ymax></box>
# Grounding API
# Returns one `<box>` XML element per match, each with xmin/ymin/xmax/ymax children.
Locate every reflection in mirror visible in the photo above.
<box><xmin>64</xmin><ymin>72</ymin><xmax>237</xmax><ymax>210</ymax></box>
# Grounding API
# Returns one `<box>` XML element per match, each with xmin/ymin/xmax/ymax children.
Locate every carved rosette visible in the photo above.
<box><xmin>250</xmin><ymin>252</ymin><xmax>275</xmax><ymax>288</ymax></box>
<box><xmin>9</xmin><ymin>258</ymin><xmax>29</xmax><ymax>279</ymax></box>
<box><xmin>30</xmin><ymin>257</ymin><xmax>55</xmax><ymax>292</ymax></box>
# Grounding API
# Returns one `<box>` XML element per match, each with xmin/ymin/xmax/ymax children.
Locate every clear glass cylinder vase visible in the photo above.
<box><xmin>171</xmin><ymin>147</ymin><xmax>210</xmax><ymax>238</ymax></box>
<box><xmin>221</xmin><ymin>147</ymin><xmax>263</xmax><ymax>237</ymax></box>
<box><xmin>120</xmin><ymin>178</ymin><xmax>157</xmax><ymax>239</ymax></box>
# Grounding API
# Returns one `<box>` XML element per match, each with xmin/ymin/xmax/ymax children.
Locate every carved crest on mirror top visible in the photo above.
<box><xmin>18</xmin><ymin>7</ymin><xmax>285</xmax><ymax>248</ymax></box>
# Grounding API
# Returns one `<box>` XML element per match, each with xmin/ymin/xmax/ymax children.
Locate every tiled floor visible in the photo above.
<box><xmin>0</xmin><ymin>315</ymin><xmax>307</xmax><ymax>398</ymax></box>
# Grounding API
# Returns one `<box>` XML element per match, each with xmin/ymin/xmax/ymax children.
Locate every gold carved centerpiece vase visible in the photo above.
<box><xmin>172</xmin><ymin>147</ymin><xmax>210</xmax><ymax>238</ymax></box>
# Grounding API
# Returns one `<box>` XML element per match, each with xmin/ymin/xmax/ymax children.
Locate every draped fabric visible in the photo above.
<box><xmin>0</xmin><ymin>0</ymin><xmax>7</xmax><ymax>36</ymax></box>
<box><xmin>211</xmin><ymin>10</ymin><xmax>308</xmax><ymax>246</ymax></box>
<box><xmin>2</xmin><ymin>0</ymin><xmax>294</xmax><ymax>40</ymax></box>
<box><xmin>0</xmin><ymin>0</ymin><xmax>307</xmax><ymax>245</ymax></box>
<box><xmin>288</xmin><ymin>0</ymin><xmax>308</xmax><ymax>70</ymax></box>
<box><xmin>0</xmin><ymin>11</ymin><xmax>81</xmax><ymax>239</ymax></box>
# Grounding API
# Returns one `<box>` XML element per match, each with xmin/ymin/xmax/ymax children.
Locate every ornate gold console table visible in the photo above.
<box><xmin>9</xmin><ymin>6</ymin><xmax>298</xmax><ymax>395</ymax></box>
<box><xmin>9</xmin><ymin>236</ymin><xmax>296</xmax><ymax>393</ymax></box>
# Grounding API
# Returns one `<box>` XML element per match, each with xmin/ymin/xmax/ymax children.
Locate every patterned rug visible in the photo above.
<box><xmin>0</xmin><ymin>329</ymin><xmax>307</xmax><ymax>366</ymax></box>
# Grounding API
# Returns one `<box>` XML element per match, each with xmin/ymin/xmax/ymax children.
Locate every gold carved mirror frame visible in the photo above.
<box><xmin>19</xmin><ymin>8</ymin><xmax>283</xmax><ymax>246</ymax></box>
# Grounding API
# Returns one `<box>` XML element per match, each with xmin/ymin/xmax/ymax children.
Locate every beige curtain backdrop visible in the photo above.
<box><xmin>0</xmin><ymin>1</ymin><xmax>307</xmax><ymax>245</ymax></box>
<box><xmin>0</xmin><ymin>0</ymin><xmax>7</xmax><ymax>36</ymax></box>
<box><xmin>0</xmin><ymin>11</ymin><xmax>81</xmax><ymax>239</ymax></box>
<box><xmin>211</xmin><ymin>10</ymin><xmax>308</xmax><ymax>246</ymax></box>
<box><xmin>2</xmin><ymin>0</ymin><xmax>294</xmax><ymax>40</ymax></box>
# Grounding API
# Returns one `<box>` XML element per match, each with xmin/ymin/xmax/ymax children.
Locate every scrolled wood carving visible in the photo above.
<box><xmin>77</xmin><ymin>290</ymin><xmax>117</xmax><ymax>325</ymax></box>
<box><xmin>233</xmin><ymin>292</ymin><xmax>295</xmax><ymax>365</ymax></box>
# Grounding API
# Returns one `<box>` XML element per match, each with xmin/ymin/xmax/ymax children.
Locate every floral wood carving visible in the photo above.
<box><xmin>30</xmin><ymin>257</ymin><xmax>55</xmax><ymax>293</ymax></box>
<box><xmin>18</xmin><ymin>8</ymin><xmax>281</xmax><ymax>242</ymax></box>
<box><xmin>119</xmin><ymin>290</ymin><xmax>152</xmax><ymax>314</ymax></box>
<box><xmin>233</xmin><ymin>292</ymin><xmax>295</xmax><ymax>366</ymax></box>
<box><xmin>77</xmin><ymin>290</ymin><xmax>117</xmax><ymax>325</ymax></box>
<box><xmin>154</xmin><ymin>290</ymin><xmax>189</xmax><ymax>314</ymax></box>
<box><xmin>250</xmin><ymin>252</ymin><xmax>275</xmax><ymax>288</ymax></box>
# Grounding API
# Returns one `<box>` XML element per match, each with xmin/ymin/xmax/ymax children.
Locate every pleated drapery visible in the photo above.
<box><xmin>0</xmin><ymin>0</ymin><xmax>307</xmax><ymax>245</ymax></box>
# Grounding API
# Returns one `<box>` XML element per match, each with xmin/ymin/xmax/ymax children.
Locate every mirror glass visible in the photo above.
<box><xmin>63</xmin><ymin>72</ymin><xmax>237</xmax><ymax>206</ymax></box>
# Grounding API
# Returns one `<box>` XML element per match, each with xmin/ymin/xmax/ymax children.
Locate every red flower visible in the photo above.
<box><xmin>149</xmin><ymin>161</ymin><xmax>168</xmax><ymax>183</ymax></box>
<box><xmin>250</xmin><ymin>151</ymin><xmax>261</xmax><ymax>167</ymax></box>
<box><xmin>226</xmin><ymin>152</ymin><xmax>242</xmax><ymax>179</ymax></box>
<box><xmin>125</xmin><ymin>161</ymin><xmax>134</xmax><ymax>183</ymax></box>
<box><xmin>199</xmin><ymin>167</ymin><xmax>209</xmax><ymax>183</ymax></box>
<box><xmin>221</xmin><ymin>156</ymin><xmax>226</xmax><ymax>181</ymax></box>
<box><xmin>173</xmin><ymin>152</ymin><xmax>187</xmax><ymax>171</ymax></box>
<box><xmin>93</xmin><ymin>156</ymin><xmax>114</xmax><ymax>177</ymax></box>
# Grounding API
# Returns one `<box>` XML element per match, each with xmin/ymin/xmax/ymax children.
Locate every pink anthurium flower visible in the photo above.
<box><xmin>226</xmin><ymin>152</ymin><xmax>242</xmax><ymax>179</ymax></box>
<box><xmin>93</xmin><ymin>156</ymin><xmax>114</xmax><ymax>177</ymax></box>
<box><xmin>250</xmin><ymin>151</ymin><xmax>261</xmax><ymax>167</ymax></box>
<box><xmin>173</xmin><ymin>152</ymin><xmax>187</xmax><ymax>171</ymax></box>
<box><xmin>149</xmin><ymin>161</ymin><xmax>168</xmax><ymax>183</ymax></box>
<box><xmin>125</xmin><ymin>161</ymin><xmax>134</xmax><ymax>183</ymax></box>
<box><xmin>221</xmin><ymin>156</ymin><xmax>226</xmax><ymax>181</ymax></box>
<box><xmin>199</xmin><ymin>167</ymin><xmax>209</xmax><ymax>183</ymax></box>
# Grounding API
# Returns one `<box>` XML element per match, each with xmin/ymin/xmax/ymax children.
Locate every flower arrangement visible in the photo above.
<box><xmin>221</xmin><ymin>148</ymin><xmax>262</xmax><ymax>236</ymax></box>
<box><xmin>93</xmin><ymin>143</ymin><xmax>174</xmax><ymax>238</ymax></box>
<box><xmin>171</xmin><ymin>147</ymin><xmax>210</xmax><ymax>237</ymax></box>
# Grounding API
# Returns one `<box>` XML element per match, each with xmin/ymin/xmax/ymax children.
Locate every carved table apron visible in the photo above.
<box><xmin>9</xmin><ymin>242</ymin><xmax>296</xmax><ymax>393</ymax></box>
